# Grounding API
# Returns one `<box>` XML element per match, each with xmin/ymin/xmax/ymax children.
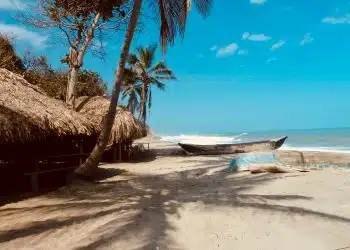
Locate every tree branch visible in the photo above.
<box><xmin>58</xmin><ymin>26</ymin><xmax>74</xmax><ymax>47</ymax></box>
<box><xmin>77</xmin><ymin>12</ymin><xmax>101</xmax><ymax>65</ymax></box>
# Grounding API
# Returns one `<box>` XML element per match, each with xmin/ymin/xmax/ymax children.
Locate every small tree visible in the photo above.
<box><xmin>23</xmin><ymin>50</ymin><xmax>107</xmax><ymax>100</ymax></box>
<box><xmin>21</xmin><ymin>0</ymin><xmax>130</xmax><ymax>108</ymax></box>
<box><xmin>76</xmin><ymin>69</ymin><xmax>108</xmax><ymax>97</ymax></box>
<box><xmin>0</xmin><ymin>35</ymin><xmax>25</xmax><ymax>73</ymax></box>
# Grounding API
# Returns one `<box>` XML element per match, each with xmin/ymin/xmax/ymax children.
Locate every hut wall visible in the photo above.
<box><xmin>0</xmin><ymin>136</ymin><xmax>96</xmax><ymax>195</ymax></box>
<box><xmin>0</xmin><ymin>136</ymin><xmax>135</xmax><ymax>196</ymax></box>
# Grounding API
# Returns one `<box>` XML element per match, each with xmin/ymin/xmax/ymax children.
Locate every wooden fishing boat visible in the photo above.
<box><xmin>178</xmin><ymin>136</ymin><xmax>288</xmax><ymax>155</ymax></box>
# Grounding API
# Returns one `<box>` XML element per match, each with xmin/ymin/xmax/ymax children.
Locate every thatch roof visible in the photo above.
<box><xmin>0</xmin><ymin>68</ymin><xmax>98</xmax><ymax>144</ymax></box>
<box><xmin>76</xmin><ymin>96</ymin><xmax>147</xmax><ymax>143</ymax></box>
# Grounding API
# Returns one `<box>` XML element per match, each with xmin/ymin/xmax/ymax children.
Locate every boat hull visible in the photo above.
<box><xmin>178</xmin><ymin>136</ymin><xmax>288</xmax><ymax>155</ymax></box>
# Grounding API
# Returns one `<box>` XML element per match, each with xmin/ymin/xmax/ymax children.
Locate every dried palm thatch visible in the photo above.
<box><xmin>0</xmin><ymin>68</ymin><xmax>98</xmax><ymax>144</ymax></box>
<box><xmin>76</xmin><ymin>96</ymin><xmax>147</xmax><ymax>144</ymax></box>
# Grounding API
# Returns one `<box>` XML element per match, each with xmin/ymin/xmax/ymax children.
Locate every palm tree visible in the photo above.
<box><xmin>127</xmin><ymin>45</ymin><xmax>176</xmax><ymax>125</ymax></box>
<box><xmin>121</xmin><ymin>68</ymin><xmax>141</xmax><ymax>115</ymax></box>
<box><xmin>75</xmin><ymin>0</ymin><xmax>213</xmax><ymax>176</ymax></box>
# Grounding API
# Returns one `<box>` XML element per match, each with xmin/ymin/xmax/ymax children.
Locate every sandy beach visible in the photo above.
<box><xmin>0</xmin><ymin>140</ymin><xmax>350</xmax><ymax>250</ymax></box>
<box><xmin>2</xmin><ymin>0</ymin><xmax>350</xmax><ymax>249</ymax></box>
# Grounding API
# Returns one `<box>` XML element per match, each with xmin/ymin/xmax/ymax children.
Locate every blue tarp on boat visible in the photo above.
<box><xmin>229</xmin><ymin>152</ymin><xmax>279</xmax><ymax>172</ymax></box>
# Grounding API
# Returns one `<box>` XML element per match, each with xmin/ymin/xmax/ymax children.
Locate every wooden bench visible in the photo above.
<box><xmin>23</xmin><ymin>153</ymin><xmax>90</xmax><ymax>193</ymax></box>
<box><xmin>24</xmin><ymin>167</ymin><xmax>76</xmax><ymax>193</ymax></box>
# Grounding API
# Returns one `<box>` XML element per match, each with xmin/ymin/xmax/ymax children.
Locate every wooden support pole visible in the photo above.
<box><xmin>118</xmin><ymin>142</ymin><xmax>122</xmax><ymax>162</ymax></box>
<box><xmin>32</xmin><ymin>162</ymin><xmax>39</xmax><ymax>193</ymax></box>
<box><xmin>128</xmin><ymin>141</ymin><xmax>131</xmax><ymax>161</ymax></box>
<box><xmin>79</xmin><ymin>140</ymin><xmax>83</xmax><ymax>165</ymax></box>
<box><xmin>299</xmin><ymin>151</ymin><xmax>305</xmax><ymax>164</ymax></box>
<box><xmin>113</xmin><ymin>142</ymin><xmax>117</xmax><ymax>162</ymax></box>
<box><xmin>30</xmin><ymin>173</ymin><xmax>39</xmax><ymax>193</ymax></box>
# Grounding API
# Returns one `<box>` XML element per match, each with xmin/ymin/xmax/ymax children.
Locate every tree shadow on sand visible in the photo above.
<box><xmin>0</xmin><ymin>155</ymin><xmax>349</xmax><ymax>249</ymax></box>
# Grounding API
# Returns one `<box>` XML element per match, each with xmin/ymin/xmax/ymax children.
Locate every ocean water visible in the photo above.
<box><xmin>160</xmin><ymin>127</ymin><xmax>350</xmax><ymax>153</ymax></box>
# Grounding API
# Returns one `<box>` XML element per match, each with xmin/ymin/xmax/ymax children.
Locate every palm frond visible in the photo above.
<box><xmin>154</xmin><ymin>76</ymin><xmax>176</xmax><ymax>80</ymax></box>
<box><xmin>150</xmin><ymin>61</ymin><xmax>176</xmax><ymax>79</ymax></box>
<box><xmin>192</xmin><ymin>0</ymin><xmax>212</xmax><ymax>17</ymax></box>
<box><xmin>136</xmin><ymin>44</ymin><xmax>157</xmax><ymax>69</ymax></box>
<box><xmin>150</xmin><ymin>78</ymin><xmax>166</xmax><ymax>90</ymax></box>
<box><xmin>149</xmin><ymin>61</ymin><xmax>167</xmax><ymax>72</ymax></box>
<box><xmin>154</xmin><ymin>70</ymin><xmax>176</xmax><ymax>79</ymax></box>
<box><xmin>128</xmin><ymin>90</ymin><xmax>140</xmax><ymax>115</ymax></box>
<box><xmin>127</xmin><ymin>54</ymin><xmax>138</xmax><ymax>65</ymax></box>
<box><xmin>148</xmin><ymin>0</ymin><xmax>212</xmax><ymax>53</ymax></box>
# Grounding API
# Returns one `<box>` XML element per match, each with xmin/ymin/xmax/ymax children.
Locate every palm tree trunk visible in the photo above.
<box><xmin>138</xmin><ymin>83</ymin><xmax>146</xmax><ymax>124</ymax></box>
<box><xmin>66</xmin><ymin>66</ymin><xmax>79</xmax><ymax>108</ymax></box>
<box><xmin>142</xmin><ymin>85</ymin><xmax>148</xmax><ymax>126</ymax></box>
<box><xmin>75</xmin><ymin>0</ymin><xmax>143</xmax><ymax>177</ymax></box>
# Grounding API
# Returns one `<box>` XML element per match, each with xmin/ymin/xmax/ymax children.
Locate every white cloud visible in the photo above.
<box><xmin>0</xmin><ymin>0</ymin><xmax>26</xmax><ymax>10</ymax></box>
<box><xmin>300</xmin><ymin>33</ymin><xmax>314</xmax><ymax>46</ymax></box>
<box><xmin>250</xmin><ymin>0</ymin><xmax>266</xmax><ymax>5</ymax></box>
<box><xmin>270</xmin><ymin>40</ymin><xmax>285</xmax><ymax>51</ymax></box>
<box><xmin>216</xmin><ymin>43</ymin><xmax>238</xmax><ymax>57</ymax></box>
<box><xmin>242</xmin><ymin>32</ymin><xmax>250</xmax><ymax>40</ymax></box>
<box><xmin>242</xmin><ymin>32</ymin><xmax>271</xmax><ymax>41</ymax></box>
<box><xmin>322</xmin><ymin>15</ymin><xmax>350</xmax><ymax>24</ymax></box>
<box><xmin>210</xmin><ymin>45</ymin><xmax>218</xmax><ymax>51</ymax></box>
<box><xmin>266</xmin><ymin>57</ymin><xmax>276</xmax><ymax>64</ymax></box>
<box><xmin>0</xmin><ymin>24</ymin><xmax>48</xmax><ymax>47</ymax></box>
<box><xmin>238</xmin><ymin>49</ymin><xmax>248</xmax><ymax>55</ymax></box>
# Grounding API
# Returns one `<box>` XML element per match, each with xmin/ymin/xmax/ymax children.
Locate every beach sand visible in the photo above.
<box><xmin>0</xmin><ymin>141</ymin><xmax>350</xmax><ymax>250</ymax></box>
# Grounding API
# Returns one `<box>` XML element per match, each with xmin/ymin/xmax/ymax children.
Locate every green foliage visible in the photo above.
<box><xmin>0</xmin><ymin>35</ymin><xmax>108</xmax><ymax>101</ymax></box>
<box><xmin>122</xmin><ymin>68</ymin><xmax>141</xmax><ymax>115</ymax></box>
<box><xmin>0</xmin><ymin>35</ymin><xmax>25</xmax><ymax>74</ymax></box>
<box><xmin>123</xmin><ymin>44</ymin><xmax>176</xmax><ymax>123</ymax></box>
<box><xmin>22</xmin><ymin>50</ymin><xmax>107</xmax><ymax>100</ymax></box>
<box><xmin>53</xmin><ymin>0</ymin><xmax>126</xmax><ymax>20</ymax></box>
<box><xmin>76</xmin><ymin>69</ymin><xmax>107</xmax><ymax>97</ymax></box>
<box><xmin>24</xmin><ymin>69</ymin><xmax>67</xmax><ymax>100</ymax></box>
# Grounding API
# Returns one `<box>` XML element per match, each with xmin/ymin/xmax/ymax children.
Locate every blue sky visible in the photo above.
<box><xmin>1</xmin><ymin>0</ymin><xmax>350</xmax><ymax>135</ymax></box>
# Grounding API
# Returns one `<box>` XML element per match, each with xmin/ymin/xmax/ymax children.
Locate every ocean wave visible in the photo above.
<box><xmin>160</xmin><ymin>133</ymin><xmax>247</xmax><ymax>145</ymax></box>
<box><xmin>280</xmin><ymin>144</ymin><xmax>350</xmax><ymax>153</ymax></box>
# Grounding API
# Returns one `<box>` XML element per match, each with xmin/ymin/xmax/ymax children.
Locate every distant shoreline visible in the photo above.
<box><xmin>135</xmin><ymin>135</ymin><xmax>350</xmax><ymax>167</ymax></box>
<box><xmin>145</xmin><ymin>128</ymin><xmax>350</xmax><ymax>155</ymax></box>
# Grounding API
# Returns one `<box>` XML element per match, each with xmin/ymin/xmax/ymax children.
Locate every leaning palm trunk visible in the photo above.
<box><xmin>75</xmin><ymin>0</ymin><xmax>142</xmax><ymax>176</ymax></box>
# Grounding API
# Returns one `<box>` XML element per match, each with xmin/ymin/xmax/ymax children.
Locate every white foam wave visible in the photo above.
<box><xmin>161</xmin><ymin>133</ymin><xmax>247</xmax><ymax>145</ymax></box>
<box><xmin>280</xmin><ymin>144</ymin><xmax>350</xmax><ymax>154</ymax></box>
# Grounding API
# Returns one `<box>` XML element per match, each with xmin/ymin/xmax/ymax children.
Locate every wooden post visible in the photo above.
<box><xmin>128</xmin><ymin>141</ymin><xmax>131</xmax><ymax>161</ymax></box>
<box><xmin>118</xmin><ymin>142</ymin><xmax>122</xmax><ymax>162</ymax></box>
<box><xmin>30</xmin><ymin>173</ymin><xmax>39</xmax><ymax>193</ymax></box>
<box><xmin>31</xmin><ymin>162</ymin><xmax>39</xmax><ymax>193</ymax></box>
<box><xmin>79</xmin><ymin>139</ymin><xmax>83</xmax><ymax>165</ymax></box>
<box><xmin>299</xmin><ymin>151</ymin><xmax>305</xmax><ymax>164</ymax></box>
<box><xmin>113</xmin><ymin>142</ymin><xmax>117</xmax><ymax>162</ymax></box>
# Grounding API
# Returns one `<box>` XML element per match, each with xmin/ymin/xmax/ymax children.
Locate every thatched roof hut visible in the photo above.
<box><xmin>0</xmin><ymin>68</ymin><xmax>97</xmax><ymax>144</ymax></box>
<box><xmin>76</xmin><ymin>96</ymin><xmax>147</xmax><ymax>145</ymax></box>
